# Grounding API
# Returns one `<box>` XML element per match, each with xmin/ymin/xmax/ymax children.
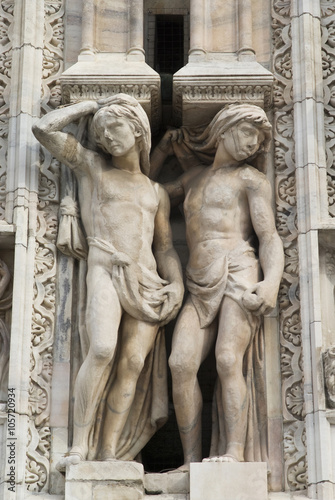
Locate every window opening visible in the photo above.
<box><xmin>154</xmin><ymin>15</ymin><xmax>184</xmax><ymax>103</ymax></box>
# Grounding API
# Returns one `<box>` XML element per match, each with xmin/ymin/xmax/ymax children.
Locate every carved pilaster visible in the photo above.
<box><xmin>272</xmin><ymin>0</ymin><xmax>307</xmax><ymax>492</ymax></box>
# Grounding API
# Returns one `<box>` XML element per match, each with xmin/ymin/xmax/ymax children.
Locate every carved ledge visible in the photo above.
<box><xmin>60</xmin><ymin>58</ymin><xmax>161</xmax><ymax>133</ymax></box>
<box><xmin>173</xmin><ymin>60</ymin><xmax>273</xmax><ymax>126</ymax></box>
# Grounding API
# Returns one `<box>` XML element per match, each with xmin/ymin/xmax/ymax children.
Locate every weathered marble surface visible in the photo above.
<box><xmin>190</xmin><ymin>462</ymin><xmax>268</xmax><ymax>500</ymax></box>
<box><xmin>153</xmin><ymin>103</ymin><xmax>284</xmax><ymax>468</ymax></box>
<box><xmin>32</xmin><ymin>94</ymin><xmax>184</xmax><ymax>467</ymax></box>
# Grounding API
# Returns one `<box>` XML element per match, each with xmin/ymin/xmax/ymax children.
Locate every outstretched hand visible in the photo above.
<box><xmin>242</xmin><ymin>282</ymin><xmax>277</xmax><ymax>316</ymax></box>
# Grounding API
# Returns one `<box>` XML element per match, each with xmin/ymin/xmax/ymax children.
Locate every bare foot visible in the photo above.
<box><xmin>56</xmin><ymin>448</ymin><xmax>85</xmax><ymax>472</ymax></box>
<box><xmin>203</xmin><ymin>454</ymin><xmax>239</xmax><ymax>463</ymax></box>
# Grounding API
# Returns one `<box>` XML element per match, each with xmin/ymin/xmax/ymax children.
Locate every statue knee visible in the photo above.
<box><xmin>216</xmin><ymin>349</ymin><xmax>238</xmax><ymax>377</ymax></box>
<box><xmin>169</xmin><ymin>353</ymin><xmax>197</xmax><ymax>382</ymax></box>
<box><xmin>120</xmin><ymin>353</ymin><xmax>146</xmax><ymax>378</ymax></box>
<box><xmin>91</xmin><ymin>342</ymin><xmax>115</xmax><ymax>364</ymax></box>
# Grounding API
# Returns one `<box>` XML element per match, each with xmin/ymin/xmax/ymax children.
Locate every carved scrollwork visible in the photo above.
<box><xmin>322</xmin><ymin>6</ymin><xmax>335</xmax><ymax>217</ymax></box>
<box><xmin>27</xmin><ymin>200</ymin><xmax>58</xmax><ymax>492</ymax></box>
<box><xmin>173</xmin><ymin>82</ymin><xmax>273</xmax><ymax>124</ymax></box>
<box><xmin>61</xmin><ymin>82</ymin><xmax>161</xmax><ymax>132</ymax></box>
<box><xmin>272</xmin><ymin>0</ymin><xmax>306</xmax><ymax>490</ymax></box>
<box><xmin>0</xmin><ymin>1</ymin><xmax>13</xmax><ymax>220</ymax></box>
<box><xmin>323</xmin><ymin>346</ymin><xmax>335</xmax><ymax>408</ymax></box>
<box><xmin>283</xmin><ymin>422</ymin><xmax>307</xmax><ymax>491</ymax></box>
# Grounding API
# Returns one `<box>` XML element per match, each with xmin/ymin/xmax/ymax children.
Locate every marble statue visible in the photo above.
<box><xmin>32</xmin><ymin>94</ymin><xmax>184</xmax><ymax>465</ymax></box>
<box><xmin>152</xmin><ymin>104</ymin><xmax>284</xmax><ymax>468</ymax></box>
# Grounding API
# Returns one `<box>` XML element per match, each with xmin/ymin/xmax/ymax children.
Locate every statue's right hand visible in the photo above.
<box><xmin>157</xmin><ymin>129</ymin><xmax>183</xmax><ymax>156</ymax></box>
<box><xmin>110</xmin><ymin>252</ymin><xmax>131</xmax><ymax>268</ymax></box>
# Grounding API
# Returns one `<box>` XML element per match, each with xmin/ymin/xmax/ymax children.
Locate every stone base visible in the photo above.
<box><xmin>144</xmin><ymin>470</ymin><xmax>189</xmax><ymax>496</ymax></box>
<box><xmin>173</xmin><ymin>59</ymin><xmax>273</xmax><ymax>127</ymax></box>
<box><xmin>60</xmin><ymin>54</ymin><xmax>161</xmax><ymax>132</ymax></box>
<box><xmin>190</xmin><ymin>462</ymin><xmax>268</xmax><ymax>500</ymax></box>
<box><xmin>65</xmin><ymin>461</ymin><xmax>145</xmax><ymax>500</ymax></box>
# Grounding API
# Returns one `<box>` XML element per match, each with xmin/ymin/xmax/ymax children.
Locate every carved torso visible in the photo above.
<box><xmin>183</xmin><ymin>164</ymin><xmax>257</xmax><ymax>269</ymax></box>
<box><xmin>76</xmin><ymin>156</ymin><xmax>159</xmax><ymax>270</ymax></box>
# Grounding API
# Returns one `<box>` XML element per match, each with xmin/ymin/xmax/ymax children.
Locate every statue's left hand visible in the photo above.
<box><xmin>242</xmin><ymin>282</ymin><xmax>277</xmax><ymax>316</ymax></box>
<box><xmin>157</xmin><ymin>283</ymin><xmax>184</xmax><ymax>325</ymax></box>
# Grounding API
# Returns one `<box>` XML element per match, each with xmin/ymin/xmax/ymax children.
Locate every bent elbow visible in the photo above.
<box><xmin>32</xmin><ymin>122</ymin><xmax>50</xmax><ymax>145</ymax></box>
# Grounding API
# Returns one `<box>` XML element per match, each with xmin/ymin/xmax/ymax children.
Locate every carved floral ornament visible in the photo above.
<box><xmin>272</xmin><ymin>0</ymin><xmax>306</xmax><ymax>491</ymax></box>
<box><xmin>324</xmin><ymin>346</ymin><xmax>335</xmax><ymax>408</ymax></box>
<box><xmin>26</xmin><ymin>0</ymin><xmax>63</xmax><ymax>492</ymax></box>
<box><xmin>22</xmin><ymin>0</ymin><xmax>311</xmax><ymax>494</ymax></box>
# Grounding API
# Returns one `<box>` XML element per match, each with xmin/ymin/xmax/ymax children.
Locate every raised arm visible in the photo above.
<box><xmin>243</xmin><ymin>173</ymin><xmax>284</xmax><ymax>316</ymax></box>
<box><xmin>153</xmin><ymin>184</ymin><xmax>184</xmax><ymax>324</ymax></box>
<box><xmin>150</xmin><ymin>128</ymin><xmax>203</xmax><ymax>181</ymax></box>
<box><xmin>32</xmin><ymin>100</ymin><xmax>99</xmax><ymax>172</ymax></box>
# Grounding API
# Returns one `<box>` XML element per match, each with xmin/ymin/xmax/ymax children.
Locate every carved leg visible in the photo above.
<box><xmin>214</xmin><ymin>296</ymin><xmax>252</xmax><ymax>462</ymax></box>
<box><xmin>169</xmin><ymin>297</ymin><xmax>216</xmax><ymax>469</ymax></box>
<box><xmin>100</xmin><ymin>315</ymin><xmax>159</xmax><ymax>460</ymax></box>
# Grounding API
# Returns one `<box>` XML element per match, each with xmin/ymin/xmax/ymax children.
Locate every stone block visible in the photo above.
<box><xmin>144</xmin><ymin>471</ymin><xmax>189</xmax><ymax>494</ymax></box>
<box><xmin>65</xmin><ymin>481</ymin><xmax>92</xmax><ymax>499</ymax></box>
<box><xmin>66</xmin><ymin>460</ymin><xmax>144</xmax><ymax>482</ymax></box>
<box><xmin>65</xmin><ymin>461</ymin><xmax>145</xmax><ymax>500</ymax></box>
<box><xmin>93</xmin><ymin>483</ymin><xmax>143</xmax><ymax>500</ymax></box>
<box><xmin>190</xmin><ymin>462</ymin><xmax>268</xmax><ymax>500</ymax></box>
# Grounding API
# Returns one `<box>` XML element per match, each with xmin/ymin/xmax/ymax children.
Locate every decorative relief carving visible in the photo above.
<box><xmin>26</xmin><ymin>0</ymin><xmax>63</xmax><ymax>491</ymax></box>
<box><xmin>173</xmin><ymin>83</ymin><xmax>273</xmax><ymax>123</ymax></box>
<box><xmin>0</xmin><ymin>259</ymin><xmax>11</xmax><ymax>402</ymax></box>
<box><xmin>61</xmin><ymin>82</ymin><xmax>161</xmax><ymax>131</ymax></box>
<box><xmin>0</xmin><ymin>0</ymin><xmax>13</xmax><ymax>220</ymax></box>
<box><xmin>323</xmin><ymin>346</ymin><xmax>335</xmax><ymax>408</ymax></box>
<box><xmin>322</xmin><ymin>3</ymin><xmax>335</xmax><ymax>217</ymax></box>
<box><xmin>272</xmin><ymin>0</ymin><xmax>307</xmax><ymax>491</ymax></box>
<box><xmin>27</xmin><ymin>201</ymin><xmax>57</xmax><ymax>492</ymax></box>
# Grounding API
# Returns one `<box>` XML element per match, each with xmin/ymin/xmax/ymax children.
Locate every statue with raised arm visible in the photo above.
<box><xmin>152</xmin><ymin>104</ymin><xmax>284</xmax><ymax>469</ymax></box>
<box><xmin>32</xmin><ymin>94</ymin><xmax>184</xmax><ymax>465</ymax></box>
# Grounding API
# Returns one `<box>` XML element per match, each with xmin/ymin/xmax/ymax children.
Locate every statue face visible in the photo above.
<box><xmin>95</xmin><ymin>114</ymin><xmax>139</xmax><ymax>157</ymax></box>
<box><xmin>221</xmin><ymin>121</ymin><xmax>265</xmax><ymax>162</ymax></box>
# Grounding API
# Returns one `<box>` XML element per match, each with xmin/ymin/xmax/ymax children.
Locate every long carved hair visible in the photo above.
<box><xmin>91</xmin><ymin>94</ymin><xmax>151</xmax><ymax>176</ymax></box>
<box><xmin>181</xmin><ymin>103</ymin><xmax>272</xmax><ymax>174</ymax></box>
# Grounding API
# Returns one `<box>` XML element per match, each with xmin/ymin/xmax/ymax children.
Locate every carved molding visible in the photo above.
<box><xmin>61</xmin><ymin>82</ymin><xmax>161</xmax><ymax>132</ymax></box>
<box><xmin>322</xmin><ymin>1</ymin><xmax>335</xmax><ymax>217</ymax></box>
<box><xmin>0</xmin><ymin>0</ymin><xmax>13</xmax><ymax>220</ymax></box>
<box><xmin>26</xmin><ymin>200</ymin><xmax>57</xmax><ymax>492</ymax></box>
<box><xmin>272</xmin><ymin>0</ymin><xmax>307</xmax><ymax>491</ymax></box>
<box><xmin>173</xmin><ymin>82</ymin><xmax>273</xmax><ymax>122</ymax></box>
<box><xmin>26</xmin><ymin>0</ymin><xmax>63</xmax><ymax>491</ymax></box>
<box><xmin>324</xmin><ymin>346</ymin><xmax>335</xmax><ymax>408</ymax></box>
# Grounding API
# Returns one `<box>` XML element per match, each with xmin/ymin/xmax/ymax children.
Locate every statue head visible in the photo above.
<box><xmin>183</xmin><ymin>103</ymin><xmax>272</xmax><ymax>173</ymax></box>
<box><xmin>91</xmin><ymin>94</ymin><xmax>151</xmax><ymax>176</ymax></box>
<box><xmin>208</xmin><ymin>103</ymin><xmax>272</xmax><ymax>159</ymax></box>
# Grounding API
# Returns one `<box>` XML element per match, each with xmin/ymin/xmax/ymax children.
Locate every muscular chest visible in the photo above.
<box><xmin>95</xmin><ymin>170</ymin><xmax>158</xmax><ymax>214</ymax></box>
<box><xmin>185</xmin><ymin>169</ymin><xmax>241</xmax><ymax>215</ymax></box>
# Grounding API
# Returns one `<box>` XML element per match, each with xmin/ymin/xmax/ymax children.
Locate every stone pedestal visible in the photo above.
<box><xmin>60</xmin><ymin>55</ymin><xmax>161</xmax><ymax>133</ymax></box>
<box><xmin>144</xmin><ymin>470</ymin><xmax>189</xmax><ymax>497</ymax></box>
<box><xmin>173</xmin><ymin>60</ymin><xmax>273</xmax><ymax>126</ymax></box>
<box><xmin>189</xmin><ymin>462</ymin><xmax>268</xmax><ymax>500</ymax></box>
<box><xmin>65</xmin><ymin>461</ymin><xmax>145</xmax><ymax>500</ymax></box>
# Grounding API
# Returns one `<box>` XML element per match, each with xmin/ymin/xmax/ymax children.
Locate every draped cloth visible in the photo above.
<box><xmin>77</xmin><ymin>237</ymin><xmax>169</xmax><ymax>460</ymax></box>
<box><xmin>63</xmin><ymin>235</ymin><xmax>169</xmax><ymax>461</ymax></box>
<box><xmin>186</xmin><ymin>241</ymin><xmax>268</xmax><ymax>463</ymax></box>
